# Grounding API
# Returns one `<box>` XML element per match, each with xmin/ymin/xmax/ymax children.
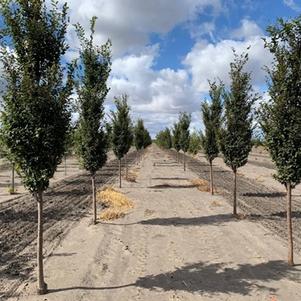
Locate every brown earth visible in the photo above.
<box><xmin>0</xmin><ymin>150</ymin><xmax>143</xmax><ymax>299</ymax></box>
<box><xmin>4</xmin><ymin>145</ymin><xmax>301</xmax><ymax>301</ymax></box>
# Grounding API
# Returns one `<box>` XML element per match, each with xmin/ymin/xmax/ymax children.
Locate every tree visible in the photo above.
<box><xmin>220</xmin><ymin>50</ymin><xmax>256</xmax><ymax>216</ymax></box>
<box><xmin>188</xmin><ymin>132</ymin><xmax>202</xmax><ymax>155</ymax></box>
<box><xmin>0</xmin><ymin>0</ymin><xmax>73</xmax><ymax>294</ymax></box>
<box><xmin>74</xmin><ymin>17</ymin><xmax>111</xmax><ymax>225</ymax></box>
<box><xmin>156</xmin><ymin>128</ymin><xmax>172</xmax><ymax>149</ymax></box>
<box><xmin>179</xmin><ymin>112</ymin><xmax>191</xmax><ymax>171</ymax></box>
<box><xmin>201</xmin><ymin>81</ymin><xmax>223</xmax><ymax>194</ymax></box>
<box><xmin>134</xmin><ymin>119</ymin><xmax>150</xmax><ymax>149</ymax></box>
<box><xmin>111</xmin><ymin>94</ymin><xmax>133</xmax><ymax>188</ymax></box>
<box><xmin>172</xmin><ymin>122</ymin><xmax>181</xmax><ymax>162</ymax></box>
<box><xmin>260</xmin><ymin>17</ymin><xmax>301</xmax><ymax>266</ymax></box>
<box><xmin>143</xmin><ymin>128</ymin><xmax>152</xmax><ymax>148</ymax></box>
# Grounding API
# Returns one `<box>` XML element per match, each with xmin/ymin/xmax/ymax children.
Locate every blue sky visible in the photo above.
<box><xmin>3</xmin><ymin>0</ymin><xmax>301</xmax><ymax>136</ymax></box>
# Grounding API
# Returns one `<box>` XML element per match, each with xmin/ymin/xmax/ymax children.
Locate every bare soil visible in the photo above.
<box><xmin>4</xmin><ymin>145</ymin><xmax>301</xmax><ymax>301</ymax></box>
<box><xmin>0</xmin><ymin>151</ymin><xmax>142</xmax><ymax>299</ymax></box>
<box><xmin>173</xmin><ymin>150</ymin><xmax>301</xmax><ymax>253</ymax></box>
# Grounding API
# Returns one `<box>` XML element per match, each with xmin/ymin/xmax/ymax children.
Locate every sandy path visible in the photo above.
<box><xmin>9</xmin><ymin>145</ymin><xmax>301</xmax><ymax>301</ymax></box>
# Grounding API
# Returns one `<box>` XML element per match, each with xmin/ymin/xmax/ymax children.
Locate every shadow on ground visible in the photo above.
<box><xmin>242</xmin><ymin>192</ymin><xmax>286</xmax><ymax>198</ymax></box>
<box><xmin>139</xmin><ymin>214</ymin><xmax>235</xmax><ymax>227</ymax></box>
<box><xmin>46</xmin><ymin>260</ymin><xmax>300</xmax><ymax>297</ymax></box>
<box><xmin>148</xmin><ymin>184</ymin><xmax>197</xmax><ymax>189</ymax></box>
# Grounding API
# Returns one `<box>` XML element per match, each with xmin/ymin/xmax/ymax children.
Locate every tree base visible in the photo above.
<box><xmin>37</xmin><ymin>282</ymin><xmax>48</xmax><ymax>295</ymax></box>
<box><xmin>288</xmin><ymin>259</ymin><xmax>294</xmax><ymax>266</ymax></box>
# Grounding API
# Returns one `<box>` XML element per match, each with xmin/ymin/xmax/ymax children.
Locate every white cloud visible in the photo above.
<box><xmin>108</xmin><ymin>46</ymin><xmax>200</xmax><ymax>136</ymax></box>
<box><xmin>231</xmin><ymin>19</ymin><xmax>263</xmax><ymax>40</ymax></box>
<box><xmin>184</xmin><ymin>35</ymin><xmax>273</xmax><ymax>93</ymax></box>
<box><xmin>283</xmin><ymin>0</ymin><xmax>301</xmax><ymax>11</ymax></box>
<box><xmin>62</xmin><ymin>0</ymin><xmax>222</xmax><ymax>56</ymax></box>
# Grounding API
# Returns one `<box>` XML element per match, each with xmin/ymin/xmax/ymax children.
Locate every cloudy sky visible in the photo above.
<box><xmin>64</xmin><ymin>0</ymin><xmax>299</xmax><ymax>135</ymax></box>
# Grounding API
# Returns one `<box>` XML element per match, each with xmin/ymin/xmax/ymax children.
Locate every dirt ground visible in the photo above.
<box><xmin>0</xmin><ymin>156</ymin><xmax>83</xmax><ymax>204</ymax></box>
<box><xmin>0</xmin><ymin>151</ymin><xmax>141</xmax><ymax>300</ymax></box>
<box><xmin>6</xmin><ymin>145</ymin><xmax>301</xmax><ymax>301</ymax></box>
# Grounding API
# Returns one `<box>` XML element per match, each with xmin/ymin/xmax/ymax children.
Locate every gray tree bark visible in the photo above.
<box><xmin>233</xmin><ymin>170</ymin><xmax>237</xmax><ymax>215</ymax></box>
<box><xmin>36</xmin><ymin>191</ymin><xmax>48</xmax><ymax>294</ymax></box>
<box><xmin>287</xmin><ymin>182</ymin><xmax>294</xmax><ymax>266</ymax></box>
<box><xmin>92</xmin><ymin>174</ymin><xmax>97</xmax><ymax>225</ymax></box>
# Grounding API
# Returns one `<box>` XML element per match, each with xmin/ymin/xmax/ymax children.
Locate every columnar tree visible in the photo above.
<box><xmin>260</xmin><ymin>17</ymin><xmax>301</xmax><ymax>266</ymax></box>
<box><xmin>111</xmin><ymin>94</ymin><xmax>133</xmax><ymax>188</ymax></box>
<box><xmin>220</xmin><ymin>51</ymin><xmax>256</xmax><ymax>215</ymax></box>
<box><xmin>179</xmin><ymin>112</ymin><xmax>191</xmax><ymax>171</ymax></box>
<box><xmin>156</xmin><ymin>128</ymin><xmax>172</xmax><ymax>149</ymax></box>
<box><xmin>0</xmin><ymin>0</ymin><xmax>73</xmax><ymax>294</ymax></box>
<box><xmin>143</xmin><ymin>128</ymin><xmax>152</xmax><ymax>147</ymax></box>
<box><xmin>75</xmin><ymin>17</ymin><xmax>111</xmax><ymax>224</ymax></box>
<box><xmin>172</xmin><ymin>122</ymin><xmax>181</xmax><ymax>162</ymax></box>
<box><xmin>188</xmin><ymin>132</ymin><xmax>202</xmax><ymax>155</ymax></box>
<box><xmin>201</xmin><ymin>81</ymin><xmax>223</xmax><ymax>194</ymax></box>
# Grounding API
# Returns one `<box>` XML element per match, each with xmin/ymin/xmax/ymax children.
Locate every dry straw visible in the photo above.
<box><xmin>97</xmin><ymin>186</ymin><xmax>133</xmax><ymax>220</ymax></box>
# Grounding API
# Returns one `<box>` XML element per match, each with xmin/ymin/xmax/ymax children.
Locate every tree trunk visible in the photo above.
<box><xmin>11</xmin><ymin>162</ymin><xmax>15</xmax><ymax>194</ymax></box>
<box><xmin>184</xmin><ymin>152</ymin><xmax>186</xmax><ymax>171</ymax></box>
<box><xmin>287</xmin><ymin>182</ymin><xmax>294</xmax><ymax>266</ymax></box>
<box><xmin>177</xmin><ymin>151</ymin><xmax>179</xmax><ymax>163</ymax></box>
<box><xmin>36</xmin><ymin>191</ymin><xmax>48</xmax><ymax>295</ymax></box>
<box><xmin>64</xmin><ymin>154</ymin><xmax>67</xmax><ymax>176</ymax></box>
<box><xmin>119</xmin><ymin>159</ymin><xmax>122</xmax><ymax>188</ymax></box>
<box><xmin>92</xmin><ymin>174</ymin><xmax>97</xmax><ymax>225</ymax></box>
<box><xmin>125</xmin><ymin>154</ymin><xmax>128</xmax><ymax>180</ymax></box>
<box><xmin>233</xmin><ymin>170</ymin><xmax>237</xmax><ymax>215</ymax></box>
<box><xmin>209</xmin><ymin>161</ymin><xmax>214</xmax><ymax>195</ymax></box>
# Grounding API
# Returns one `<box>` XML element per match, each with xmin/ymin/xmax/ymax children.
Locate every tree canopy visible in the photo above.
<box><xmin>111</xmin><ymin>94</ymin><xmax>133</xmax><ymax>160</ymax></box>
<box><xmin>201</xmin><ymin>81</ymin><xmax>223</xmax><ymax>163</ymax></box>
<box><xmin>74</xmin><ymin>17</ymin><xmax>111</xmax><ymax>175</ymax></box>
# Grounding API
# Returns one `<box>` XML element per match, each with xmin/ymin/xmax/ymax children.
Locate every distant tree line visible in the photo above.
<box><xmin>0</xmin><ymin>0</ymin><xmax>300</xmax><ymax>295</ymax></box>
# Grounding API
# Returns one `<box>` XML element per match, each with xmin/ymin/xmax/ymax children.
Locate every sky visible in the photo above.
<box><xmin>6</xmin><ymin>0</ymin><xmax>301</xmax><ymax>136</ymax></box>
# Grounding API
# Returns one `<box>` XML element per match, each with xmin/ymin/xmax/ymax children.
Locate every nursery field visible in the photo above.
<box><xmin>0</xmin><ymin>151</ymin><xmax>142</xmax><ymax>299</ymax></box>
<box><xmin>1</xmin><ymin>145</ymin><xmax>301</xmax><ymax>300</ymax></box>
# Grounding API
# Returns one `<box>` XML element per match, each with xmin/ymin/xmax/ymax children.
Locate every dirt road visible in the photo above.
<box><xmin>172</xmin><ymin>150</ymin><xmax>301</xmax><ymax>254</ymax></box>
<box><xmin>8</xmin><ymin>145</ymin><xmax>301</xmax><ymax>301</ymax></box>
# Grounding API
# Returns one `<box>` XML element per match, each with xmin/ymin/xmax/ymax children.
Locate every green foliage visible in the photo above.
<box><xmin>156</xmin><ymin>128</ymin><xmax>172</xmax><ymax>149</ymax></box>
<box><xmin>179</xmin><ymin>112</ymin><xmax>191</xmax><ymax>153</ymax></box>
<box><xmin>188</xmin><ymin>131</ymin><xmax>202</xmax><ymax>155</ymax></box>
<box><xmin>0</xmin><ymin>0</ymin><xmax>73</xmax><ymax>193</ymax></box>
<box><xmin>260</xmin><ymin>17</ymin><xmax>301</xmax><ymax>187</ymax></box>
<box><xmin>111</xmin><ymin>94</ymin><xmax>133</xmax><ymax>160</ymax></box>
<box><xmin>105</xmin><ymin>121</ymin><xmax>113</xmax><ymax>150</ymax></box>
<box><xmin>220</xmin><ymin>51</ymin><xmax>256</xmax><ymax>172</ymax></box>
<box><xmin>143</xmin><ymin>129</ymin><xmax>152</xmax><ymax>148</ymax></box>
<box><xmin>201</xmin><ymin>81</ymin><xmax>223</xmax><ymax>163</ymax></box>
<box><xmin>134</xmin><ymin>119</ymin><xmax>151</xmax><ymax>149</ymax></box>
<box><xmin>74</xmin><ymin>17</ymin><xmax>111</xmax><ymax>174</ymax></box>
<box><xmin>172</xmin><ymin>122</ymin><xmax>181</xmax><ymax>152</ymax></box>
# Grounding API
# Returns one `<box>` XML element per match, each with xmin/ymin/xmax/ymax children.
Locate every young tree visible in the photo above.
<box><xmin>220</xmin><ymin>51</ymin><xmax>256</xmax><ymax>216</ymax></box>
<box><xmin>188</xmin><ymin>131</ymin><xmax>202</xmax><ymax>155</ymax></box>
<box><xmin>0</xmin><ymin>0</ymin><xmax>73</xmax><ymax>294</ymax></box>
<box><xmin>201</xmin><ymin>81</ymin><xmax>223</xmax><ymax>194</ymax></box>
<box><xmin>179</xmin><ymin>112</ymin><xmax>191</xmax><ymax>171</ymax></box>
<box><xmin>260</xmin><ymin>17</ymin><xmax>301</xmax><ymax>266</ymax></box>
<box><xmin>111</xmin><ymin>94</ymin><xmax>133</xmax><ymax>188</ymax></box>
<box><xmin>134</xmin><ymin>119</ymin><xmax>146</xmax><ymax>150</ymax></box>
<box><xmin>75</xmin><ymin>17</ymin><xmax>111</xmax><ymax>224</ymax></box>
<box><xmin>143</xmin><ymin>128</ymin><xmax>152</xmax><ymax>148</ymax></box>
<box><xmin>156</xmin><ymin>128</ymin><xmax>172</xmax><ymax>149</ymax></box>
<box><xmin>172</xmin><ymin>122</ymin><xmax>181</xmax><ymax>162</ymax></box>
